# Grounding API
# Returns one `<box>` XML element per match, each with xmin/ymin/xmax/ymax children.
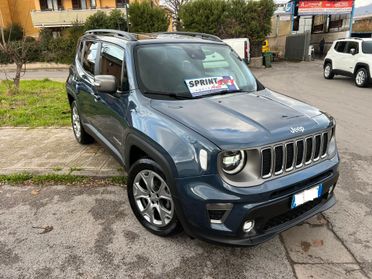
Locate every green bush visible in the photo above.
<box><xmin>129</xmin><ymin>1</ymin><xmax>169</xmax><ymax>33</ymax></box>
<box><xmin>2</xmin><ymin>24</ymin><xmax>24</xmax><ymax>41</ymax></box>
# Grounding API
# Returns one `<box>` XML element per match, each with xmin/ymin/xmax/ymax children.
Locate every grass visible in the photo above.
<box><xmin>0</xmin><ymin>79</ymin><xmax>70</xmax><ymax>127</ymax></box>
<box><xmin>0</xmin><ymin>173</ymin><xmax>127</xmax><ymax>186</ymax></box>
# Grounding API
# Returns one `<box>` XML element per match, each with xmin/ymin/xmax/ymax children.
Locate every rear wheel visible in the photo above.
<box><xmin>127</xmin><ymin>159</ymin><xmax>182</xmax><ymax>236</ymax></box>
<box><xmin>355</xmin><ymin>68</ymin><xmax>369</xmax><ymax>88</ymax></box>
<box><xmin>324</xmin><ymin>63</ymin><xmax>334</xmax><ymax>79</ymax></box>
<box><xmin>71</xmin><ymin>101</ymin><xmax>94</xmax><ymax>144</ymax></box>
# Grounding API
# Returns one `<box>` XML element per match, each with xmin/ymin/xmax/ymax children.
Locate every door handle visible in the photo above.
<box><xmin>93</xmin><ymin>93</ymin><xmax>101</xmax><ymax>102</ymax></box>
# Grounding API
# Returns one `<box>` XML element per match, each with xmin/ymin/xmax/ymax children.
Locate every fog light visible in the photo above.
<box><xmin>243</xmin><ymin>220</ymin><xmax>255</xmax><ymax>233</ymax></box>
<box><xmin>328</xmin><ymin>185</ymin><xmax>334</xmax><ymax>194</ymax></box>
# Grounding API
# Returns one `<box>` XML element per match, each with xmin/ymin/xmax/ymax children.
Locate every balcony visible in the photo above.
<box><xmin>31</xmin><ymin>8</ymin><xmax>127</xmax><ymax>28</ymax></box>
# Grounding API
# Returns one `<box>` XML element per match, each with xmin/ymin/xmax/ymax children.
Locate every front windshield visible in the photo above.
<box><xmin>362</xmin><ymin>41</ymin><xmax>372</xmax><ymax>54</ymax></box>
<box><xmin>134</xmin><ymin>43</ymin><xmax>257</xmax><ymax>98</ymax></box>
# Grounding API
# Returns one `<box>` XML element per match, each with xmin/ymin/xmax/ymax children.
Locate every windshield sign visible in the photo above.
<box><xmin>185</xmin><ymin>76</ymin><xmax>239</xmax><ymax>97</ymax></box>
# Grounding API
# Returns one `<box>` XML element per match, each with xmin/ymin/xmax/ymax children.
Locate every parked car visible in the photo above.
<box><xmin>223</xmin><ymin>38</ymin><xmax>250</xmax><ymax>64</ymax></box>
<box><xmin>324</xmin><ymin>38</ymin><xmax>372</xmax><ymax>87</ymax></box>
<box><xmin>67</xmin><ymin>30</ymin><xmax>339</xmax><ymax>246</ymax></box>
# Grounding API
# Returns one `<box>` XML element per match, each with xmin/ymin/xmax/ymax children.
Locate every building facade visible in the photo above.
<box><xmin>0</xmin><ymin>0</ymin><xmax>160</xmax><ymax>37</ymax></box>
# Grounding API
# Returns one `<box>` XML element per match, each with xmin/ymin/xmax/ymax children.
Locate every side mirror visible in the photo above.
<box><xmin>350</xmin><ymin>48</ymin><xmax>356</xmax><ymax>55</ymax></box>
<box><xmin>94</xmin><ymin>75</ymin><xmax>117</xmax><ymax>93</ymax></box>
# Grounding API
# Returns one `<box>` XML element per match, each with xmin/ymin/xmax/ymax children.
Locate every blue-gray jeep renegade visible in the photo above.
<box><xmin>66</xmin><ymin>30</ymin><xmax>339</xmax><ymax>246</ymax></box>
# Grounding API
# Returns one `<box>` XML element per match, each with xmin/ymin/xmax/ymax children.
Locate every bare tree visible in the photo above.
<box><xmin>0</xmin><ymin>11</ymin><xmax>32</xmax><ymax>90</ymax></box>
<box><xmin>163</xmin><ymin>0</ymin><xmax>191</xmax><ymax>30</ymax></box>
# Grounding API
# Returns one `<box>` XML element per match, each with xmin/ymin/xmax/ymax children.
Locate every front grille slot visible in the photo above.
<box><xmin>314</xmin><ymin>135</ymin><xmax>321</xmax><ymax>160</ymax></box>
<box><xmin>274</xmin><ymin>146</ymin><xmax>284</xmax><ymax>174</ymax></box>
<box><xmin>296</xmin><ymin>140</ymin><xmax>304</xmax><ymax>166</ymax></box>
<box><xmin>285</xmin><ymin>143</ymin><xmax>294</xmax><ymax>170</ymax></box>
<box><xmin>261</xmin><ymin>149</ymin><xmax>272</xmax><ymax>177</ymax></box>
<box><xmin>260</xmin><ymin>130</ymin><xmax>331</xmax><ymax>179</ymax></box>
<box><xmin>321</xmin><ymin>132</ymin><xmax>328</xmax><ymax>157</ymax></box>
<box><xmin>305</xmin><ymin>137</ymin><xmax>313</xmax><ymax>163</ymax></box>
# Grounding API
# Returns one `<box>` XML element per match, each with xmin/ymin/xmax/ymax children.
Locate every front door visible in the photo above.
<box><xmin>343</xmin><ymin>41</ymin><xmax>359</xmax><ymax>74</ymax></box>
<box><xmin>94</xmin><ymin>42</ymin><xmax>129</xmax><ymax>156</ymax></box>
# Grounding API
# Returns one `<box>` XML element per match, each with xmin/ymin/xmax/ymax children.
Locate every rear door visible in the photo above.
<box><xmin>75</xmin><ymin>40</ymin><xmax>101</xmax><ymax>126</ymax></box>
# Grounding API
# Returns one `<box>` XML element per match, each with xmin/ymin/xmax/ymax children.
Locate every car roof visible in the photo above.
<box><xmin>335</xmin><ymin>37</ymin><xmax>372</xmax><ymax>42</ymax></box>
<box><xmin>82</xmin><ymin>30</ymin><xmax>225</xmax><ymax>46</ymax></box>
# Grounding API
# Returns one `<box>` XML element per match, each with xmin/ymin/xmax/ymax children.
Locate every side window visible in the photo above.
<box><xmin>82</xmin><ymin>41</ymin><xmax>99</xmax><ymax>75</ymax></box>
<box><xmin>99</xmin><ymin>43</ymin><xmax>128</xmax><ymax>90</ymax></box>
<box><xmin>334</xmin><ymin>41</ymin><xmax>347</xmax><ymax>53</ymax></box>
<box><xmin>77</xmin><ymin>40</ymin><xmax>84</xmax><ymax>62</ymax></box>
<box><xmin>345</xmin><ymin>42</ymin><xmax>359</xmax><ymax>54</ymax></box>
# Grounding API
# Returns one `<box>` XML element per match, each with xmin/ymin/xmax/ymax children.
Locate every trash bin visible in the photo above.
<box><xmin>263</xmin><ymin>52</ymin><xmax>272</xmax><ymax>68</ymax></box>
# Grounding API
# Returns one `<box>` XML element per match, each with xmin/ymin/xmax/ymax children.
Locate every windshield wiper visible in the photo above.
<box><xmin>143</xmin><ymin>91</ymin><xmax>192</xmax><ymax>100</ymax></box>
<box><xmin>201</xmin><ymin>89</ymin><xmax>244</xmax><ymax>97</ymax></box>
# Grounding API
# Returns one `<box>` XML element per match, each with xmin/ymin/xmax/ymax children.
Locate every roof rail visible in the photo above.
<box><xmin>85</xmin><ymin>29</ymin><xmax>137</xmax><ymax>41</ymax></box>
<box><xmin>154</xmin><ymin>32</ymin><xmax>223</xmax><ymax>42</ymax></box>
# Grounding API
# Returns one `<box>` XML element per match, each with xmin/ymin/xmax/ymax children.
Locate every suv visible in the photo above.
<box><xmin>324</xmin><ymin>38</ymin><xmax>372</xmax><ymax>87</ymax></box>
<box><xmin>66</xmin><ymin>30</ymin><xmax>339</xmax><ymax>246</ymax></box>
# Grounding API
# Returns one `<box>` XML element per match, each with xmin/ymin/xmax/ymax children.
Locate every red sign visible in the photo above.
<box><xmin>298</xmin><ymin>1</ymin><xmax>353</xmax><ymax>15</ymax></box>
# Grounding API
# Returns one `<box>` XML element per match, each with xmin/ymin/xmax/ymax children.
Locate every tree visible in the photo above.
<box><xmin>179</xmin><ymin>0</ymin><xmax>275</xmax><ymax>57</ymax></box>
<box><xmin>0</xmin><ymin>25</ymin><xmax>40</xmax><ymax>89</ymax></box>
<box><xmin>179</xmin><ymin>0</ymin><xmax>227</xmax><ymax>35</ymax></box>
<box><xmin>163</xmin><ymin>0</ymin><xmax>190</xmax><ymax>30</ymax></box>
<box><xmin>107</xmin><ymin>9</ymin><xmax>128</xmax><ymax>31</ymax></box>
<box><xmin>84</xmin><ymin>11</ymin><xmax>110</xmax><ymax>30</ymax></box>
<box><xmin>84</xmin><ymin>9</ymin><xmax>128</xmax><ymax>31</ymax></box>
<box><xmin>129</xmin><ymin>1</ymin><xmax>169</xmax><ymax>33</ymax></box>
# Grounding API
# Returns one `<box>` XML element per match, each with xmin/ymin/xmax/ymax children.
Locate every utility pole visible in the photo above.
<box><xmin>349</xmin><ymin>0</ymin><xmax>355</xmax><ymax>37</ymax></box>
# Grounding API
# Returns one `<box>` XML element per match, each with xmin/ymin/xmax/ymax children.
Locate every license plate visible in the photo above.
<box><xmin>291</xmin><ymin>184</ymin><xmax>323</xmax><ymax>209</ymax></box>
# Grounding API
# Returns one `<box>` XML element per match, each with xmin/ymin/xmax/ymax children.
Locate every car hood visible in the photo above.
<box><xmin>150</xmin><ymin>89</ymin><xmax>330</xmax><ymax>150</ymax></box>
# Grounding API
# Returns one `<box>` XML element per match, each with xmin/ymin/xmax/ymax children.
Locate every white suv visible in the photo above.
<box><xmin>324</xmin><ymin>38</ymin><xmax>372</xmax><ymax>87</ymax></box>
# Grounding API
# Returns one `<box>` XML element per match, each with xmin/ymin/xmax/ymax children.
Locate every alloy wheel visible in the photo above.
<box><xmin>324</xmin><ymin>65</ymin><xmax>331</xmax><ymax>78</ymax></box>
<box><xmin>133</xmin><ymin>170</ymin><xmax>174</xmax><ymax>227</ymax></box>
<box><xmin>72</xmin><ymin>105</ymin><xmax>81</xmax><ymax>140</ymax></box>
<box><xmin>356</xmin><ymin>70</ymin><xmax>366</xmax><ymax>86</ymax></box>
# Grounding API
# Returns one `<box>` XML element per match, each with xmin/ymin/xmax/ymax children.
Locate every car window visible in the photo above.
<box><xmin>82</xmin><ymin>41</ymin><xmax>99</xmax><ymax>75</ymax></box>
<box><xmin>345</xmin><ymin>41</ymin><xmax>359</xmax><ymax>54</ymax></box>
<box><xmin>135</xmin><ymin>43</ymin><xmax>257</xmax><ymax>98</ymax></box>
<box><xmin>362</xmin><ymin>41</ymin><xmax>372</xmax><ymax>54</ymax></box>
<box><xmin>99</xmin><ymin>43</ymin><xmax>127</xmax><ymax>90</ymax></box>
<box><xmin>334</xmin><ymin>41</ymin><xmax>347</xmax><ymax>53</ymax></box>
<box><xmin>77</xmin><ymin>40</ymin><xmax>84</xmax><ymax>62</ymax></box>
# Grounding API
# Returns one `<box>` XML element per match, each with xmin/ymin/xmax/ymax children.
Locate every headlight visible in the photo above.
<box><xmin>221</xmin><ymin>150</ymin><xmax>246</xmax><ymax>175</ymax></box>
<box><xmin>327</xmin><ymin>126</ymin><xmax>337</xmax><ymax>157</ymax></box>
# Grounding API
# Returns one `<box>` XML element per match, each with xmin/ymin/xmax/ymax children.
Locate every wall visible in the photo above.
<box><xmin>0</xmin><ymin>0</ymin><xmax>12</xmax><ymax>28</ymax></box>
<box><xmin>1</xmin><ymin>0</ymin><xmax>38</xmax><ymax>37</ymax></box>
<box><xmin>353</xmin><ymin>17</ymin><xmax>372</xmax><ymax>33</ymax></box>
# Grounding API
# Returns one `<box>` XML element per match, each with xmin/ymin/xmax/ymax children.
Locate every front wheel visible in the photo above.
<box><xmin>127</xmin><ymin>159</ymin><xmax>182</xmax><ymax>236</ymax></box>
<box><xmin>355</xmin><ymin>68</ymin><xmax>369</xmax><ymax>88</ymax></box>
<box><xmin>324</xmin><ymin>63</ymin><xmax>334</xmax><ymax>79</ymax></box>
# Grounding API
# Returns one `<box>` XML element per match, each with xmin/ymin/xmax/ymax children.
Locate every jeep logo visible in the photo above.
<box><xmin>290</xmin><ymin>126</ymin><xmax>305</xmax><ymax>134</ymax></box>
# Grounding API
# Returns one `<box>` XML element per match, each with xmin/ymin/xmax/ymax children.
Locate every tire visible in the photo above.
<box><xmin>127</xmin><ymin>158</ymin><xmax>182</xmax><ymax>236</ymax></box>
<box><xmin>324</xmin><ymin>63</ymin><xmax>334</xmax><ymax>79</ymax></box>
<box><xmin>354</xmin><ymin>68</ymin><xmax>369</xmax><ymax>88</ymax></box>
<box><xmin>71</xmin><ymin>101</ymin><xmax>94</xmax><ymax>144</ymax></box>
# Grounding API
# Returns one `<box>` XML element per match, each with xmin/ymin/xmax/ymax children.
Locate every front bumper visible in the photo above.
<box><xmin>174</xmin><ymin>154</ymin><xmax>339</xmax><ymax>246</ymax></box>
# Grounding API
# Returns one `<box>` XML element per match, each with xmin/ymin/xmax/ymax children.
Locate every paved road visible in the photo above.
<box><xmin>1</xmin><ymin>61</ymin><xmax>371</xmax><ymax>278</ymax></box>
<box><xmin>0</xmin><ymin>69</ymin><xmax>69</xmax><ymax>82</ymax></box>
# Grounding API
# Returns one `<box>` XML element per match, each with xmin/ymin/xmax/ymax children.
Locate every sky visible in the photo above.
<box><xmin>355</xmin><ymin>0</ymin><xmax>372</xmax><ymax>8</ymax></box>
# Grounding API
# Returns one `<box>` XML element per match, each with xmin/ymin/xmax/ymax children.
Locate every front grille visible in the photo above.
<box><xmin>261</xmin><ymin>131</ymin><xmax>331</xmax><ymax>179</ymax></box>
<box><xmin>263</xmin><ymin>196</ymin><xmax>324</xmax><ymax>231</ymax></box>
